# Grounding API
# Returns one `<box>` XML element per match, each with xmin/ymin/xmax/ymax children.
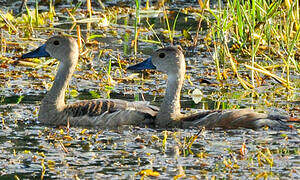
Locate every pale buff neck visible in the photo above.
<box><xmin>42</xmin><ymin>59</ymin><xmax>77</xmax><ymax>111</ymax></box>
<box><xmin>156</xmin><ymin>68</ymin><xmax>185</xmax><ymax>127</ymax></box>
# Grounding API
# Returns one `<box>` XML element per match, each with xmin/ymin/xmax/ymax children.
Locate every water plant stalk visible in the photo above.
<box><xmin>163</xmin><ymin>6</ymin><xmax>173</xmax><ymax>44</ymax></box>
<box><xmin>35</xmin><ymin>0</ymin><xmax>39</xmax><ymax>26</ymax></box>
<box><xmin>87</xmin><ymin>0</ymin><xmax>92</xmax><ymax>18</ymax></box>
<box><xmin>134</xmin><ymin>0</ymin><xmax>140</xmax><ymax>55</ymax></box>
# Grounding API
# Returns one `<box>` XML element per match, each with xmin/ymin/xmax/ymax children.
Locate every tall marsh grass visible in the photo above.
<box><xmin>204</xmin><ymin>0</ymin><xmax>299</xmax><ymax>90</ymax></box>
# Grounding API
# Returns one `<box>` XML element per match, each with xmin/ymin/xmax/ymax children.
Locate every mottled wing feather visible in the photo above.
<box><xmin>64</xmin><ymin>99</ymin><xmax>157</xmax><ymax>118</ymax></box>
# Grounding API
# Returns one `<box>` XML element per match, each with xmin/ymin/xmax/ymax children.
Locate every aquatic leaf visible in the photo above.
<box><xmin>197</xmin><ymin>152</ymin><xmax>209</xmax><ymax>159</ymax></box>
<box><xmin>223</xmin><ymin>158</ymin><xmax>231</xmax><ymax>168</ymax></box>
<box><xmin>16</xmin><ymin>95</ymin><xmax>23</xmax><ymax>104</ymax></box>
<box><xmin>136</xmin><ymin>169</ymin><xmax>160</xmax><ymax>177</ymax></box>
<box><xmin>88</xmin><ymin>34</ymin><xmax>105</xmax><ymax>40</ymax></box>
<box><xmin>63</xmin><ymin>135</ymin><xmax>73</xmax><ymax>141</ymax></box>
<box><xmin>89</xmin><ymin>90</ymin><xmax>101</xmax><ymax>99</ymax></box>
<box><xmin>191</xmin><ymin>89</ymin><xmax>203</xmax><ymax>104</ymax></box>
<box><xmin>151</xmin><ymin>135</ymin><xmax>160</xmax><ymax>142</ymax></box>
<box><xmin>188</xmin><ymin>134</ymin><xmax>199</xmax><ymax>150</ymax></box>
<box><xmin>47</xmin><ymin>160</ymin><xmax>55</xmax><ymax>166</ymax></box>
<box><xmin>182</xmin><ymin>29</ymin><xmax>192</xmax><ymax>40</ymax></box>
<box><xmin>259</xmin><ymin>151</ymin><xmax>273</xmax><ymax>167</ymax></box>
<box><xmin>37</xmin><ymin>152</ymin><xmax>45</xmax><ymax>157</ymax></box>
<box><xmin>63</xmin><ymin>143</ymin><xmax>71</xmax><ymax>147</ymax></box>
<box><xmin>186</xmin><ymin>75</ymin><xmax>194</xmax><ymax>85</ymax></box>
<box><xmin>174</xmin><ymin>174</ymin><xmax>185</xmax><ymax>180</ymax></box>
<box><xmin>24</xmin><ymin>150</ymin><xmax>31</xmax><ymax>154</ymax></box>
<box><xmin>222</xmin><ymin>70</ymin><xmax>228</xmax><ymax>80</ymax></box>
<box><xmin>265</xmin><ymin>148</ymin><xmax>272</xmax><ymax>156</ymax></box>
<box><xmin>70</xmin><ymin>89</ymin><xmax>79</xmax><ymax>98</ymax></box>
<box><xmin>139</xmin><ymin>39</ymin><xmax>161</xmax><ymax>44</ymax></box>
<box><xmin>81</xmin><ymin>129</ymin><xmax>88</xmax><ymax>135</ymax></box>
<box><xmin>162</xmin><ymin>131</ymin><xmax>168</xmax><ymax>153</ymax></box>
<box><xmin>256</xmin><ymin>172</ymin><xmax>268</xmax><ymax>179</ymax></box>
<box><xmin>109</xmin><ymin>30</ymin><xmax>118</xmax><ymax>36</ymax></box>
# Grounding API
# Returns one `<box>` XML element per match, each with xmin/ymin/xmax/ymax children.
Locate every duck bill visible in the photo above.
<box><xmin>127</xmin><ymin>57</ymin><xmax>156</xmax><ymax>70</ymax></box>
<box><xmin>21</xmin><ymin>44</ymin><xmax>50</xmax><ymax>59</ymax></box>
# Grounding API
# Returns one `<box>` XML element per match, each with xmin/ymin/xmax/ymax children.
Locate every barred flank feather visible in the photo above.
<box><xmin>53</xmin><ymin>99</ymin><xmax>159</xmax><ymax>127</ymax></box>
<box><xmin>64</xmin><ymin>100</ymin><xmax>117</xmax><ymax>117</ymax></box>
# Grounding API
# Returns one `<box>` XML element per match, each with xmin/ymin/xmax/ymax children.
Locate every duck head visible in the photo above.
<box><xmin>21</xmin><ymin>36</ymin><xmax>79</xmax><ymax>65</ymax></box>
<box><xmin>127</xmin><ymin>46</ymin><xmax>186</xmax><ymax>75</ymax></box>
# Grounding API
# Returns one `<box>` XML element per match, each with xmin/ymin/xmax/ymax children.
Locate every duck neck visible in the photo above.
<box><xmin>156</xmin><ymin>69</ymin><xmax>185</xmax><ymax>127</ymax></box>
<box><xmin>43</xmin><ymin>60</ymin><xmax>76</xmax><ymax>110</ymax></box>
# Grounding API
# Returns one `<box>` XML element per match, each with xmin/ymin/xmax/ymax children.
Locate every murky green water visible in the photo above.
<box><xmin>0</xmin><ymin>0</ymin><xmax>299</xmax><ymax>179</ymax></box>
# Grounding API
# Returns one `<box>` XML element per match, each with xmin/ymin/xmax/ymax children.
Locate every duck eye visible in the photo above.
<box><xmin>159</xmin><ymin>53</ymin><xmax>165</xmax><ymax>58</ymax></box>
<box><xmin>53</xmin><ymin>40</ymin><xmax>59</xmax><ymax>45</ymax></box>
